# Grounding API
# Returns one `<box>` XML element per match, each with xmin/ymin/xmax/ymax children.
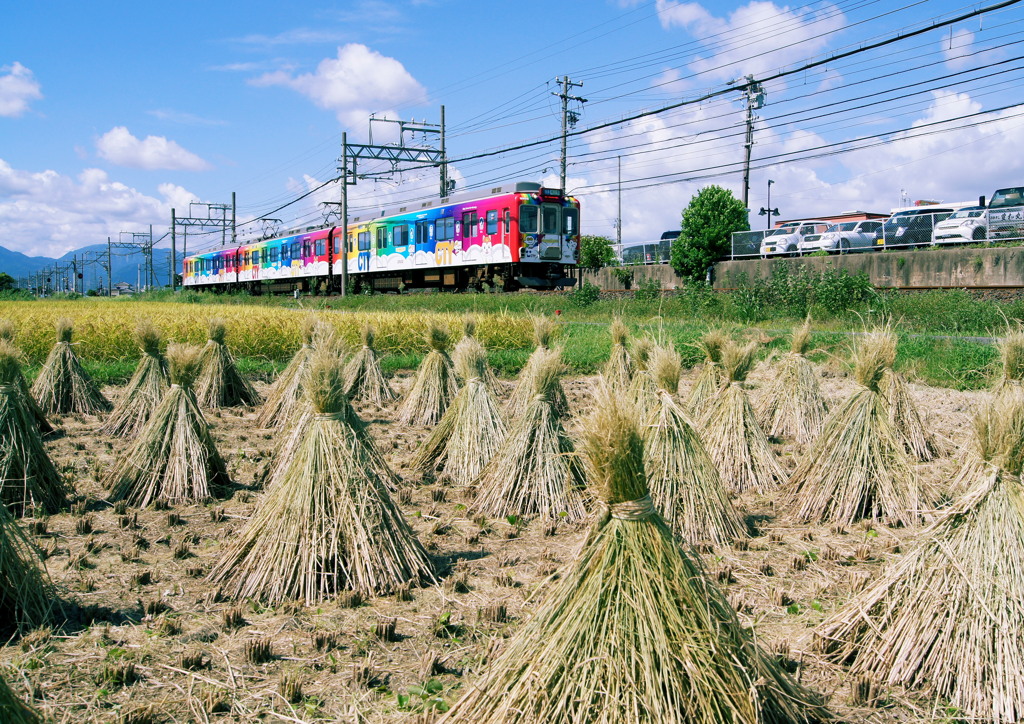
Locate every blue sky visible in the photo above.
<box><xmin>2</xmin><ymin>0</ymin><xmax>1024</xmax><ymax>259</ymax></box>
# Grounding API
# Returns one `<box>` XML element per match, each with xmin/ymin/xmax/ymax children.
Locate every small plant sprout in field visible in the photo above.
<box><xmin>31</xmin><ymin>317</ymin><xmax>111</xmax><ymax>416</ymax></box>
<box><xmin>438</xmin><ymin>384</ymin><xmax>829</xmax><ymax>724</ymax></box>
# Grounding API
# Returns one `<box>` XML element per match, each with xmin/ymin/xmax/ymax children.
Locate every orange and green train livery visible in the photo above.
<box><xmin>182</xmin><ymin>182</ymin><xmax>580</xmax><ymax>292</ymax></box>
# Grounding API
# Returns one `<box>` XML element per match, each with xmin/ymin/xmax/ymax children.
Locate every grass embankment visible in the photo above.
<box><xmin>1</xmin><ymin>287</ymin><xmax>1015</xmax><ymax>389</ymax></box>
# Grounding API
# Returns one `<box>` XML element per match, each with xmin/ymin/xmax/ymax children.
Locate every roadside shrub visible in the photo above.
<box><xmin>568</xmin><ymin>281</ymin><xmax>601</xmax><ymax>308</ymax></box>
<box><xmin>733</xmin><ymin>265</ymin><xmax>875</xmax><ymax>321</ymax></box>
<box><xmin>611</xmin><ymin>267</ymin><xmax>634</xmax><ymax>289</ymax></box>
<box><xmin>634</xmin><ymin>278</ymin><xmax>662</xmax><ymax>302</ymax></box>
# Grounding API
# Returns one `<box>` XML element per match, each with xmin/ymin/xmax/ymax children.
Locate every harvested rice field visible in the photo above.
<box><xmin>0</xmin><ymin>309</ymin><xmax>1006</xmax><ymax>723</ymax></box>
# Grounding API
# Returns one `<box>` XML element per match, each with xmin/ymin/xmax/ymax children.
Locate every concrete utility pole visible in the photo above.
<box><xmin>732</xmin><ymin>74</ymin><xmax>765</xmax><ymax>211</ymax></box>
<box><xmin>553</xmin><ymin>76</ymin><xmax>587</xmax><ymax>192</ymax></box>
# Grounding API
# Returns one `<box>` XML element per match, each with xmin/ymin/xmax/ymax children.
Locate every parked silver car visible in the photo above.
<box><xmin>798</xmin><ymin>220</ymin><xmax>884</xmax><ymax>254</ymax></box>
<box><xmin>931</xmin><ymin>206</ymin><xmax>987</xmax><ymax>245</ymax></box>
<box><xmin>759</xmin><ymin>221</ymin><xmax>831</xmax><ymax>257</ymax></box>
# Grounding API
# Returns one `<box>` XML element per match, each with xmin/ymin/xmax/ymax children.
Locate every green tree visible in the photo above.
<box><xmin>670</xmin><ymin>185</ymin><xmax>748</xmax><ymax>281</ymax></box>
<box><xmin>0</xmin><ymin>272</ymin><xmax>15</xmax><ymax>291</ymax></box>
<box><xmin>578</xmin><ymin>235</ymin><xmax>617</xmax><ymax>269</ymax></box>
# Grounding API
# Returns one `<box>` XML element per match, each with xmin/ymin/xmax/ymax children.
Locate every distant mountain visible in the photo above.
<box><xmin>0</xmin><ymin>244</ymin><xmax>180</xmax><ymax>292</ymax></box>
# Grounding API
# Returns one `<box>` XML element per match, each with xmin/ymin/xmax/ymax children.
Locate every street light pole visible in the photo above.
<box><xmin>758</xmin><ymin>179</ymin><xmax>779</xmax><ymax>231</ymax></box>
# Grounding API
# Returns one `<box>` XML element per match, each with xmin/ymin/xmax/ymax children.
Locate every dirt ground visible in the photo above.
<box><xmin>1</xmin><ymin>357</ymin><xmax>984</xmax><ymax>723</ymax></box>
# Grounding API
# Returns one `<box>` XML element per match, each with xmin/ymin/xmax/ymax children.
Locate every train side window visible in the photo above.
<box><xmin>291</xmin><ymin>241</ymin><xmax>300</xmax><ymax>258</ymax></box>
<box><xmin>486</xmin><ymin>209</ymin><xmax>498</xmax><ymax>235</ymax></box>
<box><xmin>333</xmin><ymin>237</ymin><xmax>340</xmax><ymax>254</ymax></box>
<box><xmin>358</xmin><ymin>231</ymin><xmax>370</xmax><ymax>251</ymax></box>
<box><xmin>542</xmin><ymin>206</ymin><xmax>560</xmax><ymax>235</ymax></box>
<box><xmin>253</xmin><ymin>250</ymin><xmax>260</xmax><ymax>265</ymax></box>
<box><xmin>562</xmin><ymin>207</ymin><xmax>578</xmax><ymax>235</ymax></box>
<box><xmin>437</xmin><ymin>217</ymin><xmax>454</xmax><ymax>241</ymax></box>
<box><xmin>394</xmin><ymin>224</ymin><xmax>408</xmax><ymax>246</ymax></box>
<box><xmin>316</xmin><ymin>240</ymin><xmax>325</xmax><ymax>256</ymax></box>
<box><xmin>376</xmin><ymin>227</ymin><xmax>387</xmax><ymax>250</ymax></box>
<box><xmin>520</xmin><ymin>205</ymin><xmax>538</xmax><ymax>233</ymax></box>
<box><xmin>503</xmin><ymin>209</ymin><xmax>511</xmax><ymax>233</ymax></box>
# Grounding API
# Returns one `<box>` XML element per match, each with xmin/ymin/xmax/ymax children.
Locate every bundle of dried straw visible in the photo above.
<box><xmin>256</xmin><ymin>316</ymin><xmax>324</xmax><ymax>429</ymax></box>
<box><xmin>644</xmin><ymin>344</ymin><xmax>747</xmax><ymax>545</ymax></box>
<box><xmin>602</xmin><ymin>317</ymin><xmax>633</xmax><ymax>389</ymax></box>
<box><xmin>700</xmin><ymin>340</ymin><xmax>788</xmax><ymax>494</ymax></box>
<box><xmin>755</xmin><ymin>320</ymin><xmax>827</xmax><ymax>445</ymax></box>
<box><xmin>31</xmin><ymin>318</ymin><xmax>111</xmax><ymax>416</ymax></box>
<box><xmin>0</xmin><ymin>321</ymin><xmax>52</xmax><ymax>434</ymax></box>
<box><xmin>817</xmin><ymin>396</ymin><xmax>1024</xmax><ymax>723</ymax></box>
<box><xmin>687</xmin><ymin>328</ymin><xmax>730</xmax><ymax>417</ymax></box>
<box><xmin>344</xmin><ymin>324</ymin><xmax>397</xmax><ymax>406</ymax></box>
<box><xmin>452</xmin><ymin>316</ymin><xmax>501</xmax><ymax>398</ymax></box>
<box><xmin>440</xmin><ymin>386</ymin><xmax>827</xmax><ymax>724</ymax></box>
<box><xmin>0</xmin><ymin>501</ymin><xmax>57</xmax><ymax>636</ymax></box>
<box><xmin>505</xmin><ymin>315</ymin><xmax>567</xmax><ymax>420</ymax></box>
<box><xmin>789</xmin><ymin>330</ymin><xmax>922</xmax><ymax>526</ymax></box>
<box><xmin>194</xmin><ymin>318</ymin><xmax>260</xmax><ymax>409</ymax></box>
<box><xmin>0</xmin><ymin>341</ymin><xmax>67</xmax><ymax>514</ymax></box>
<box><xmin>106</xmin><ymin>344</ymin><xmax>230</xmax><ymax>507</ymax></box>
<box><xmin>473</xmin><ymin>347</ymin><xmax>586</xmax><ymax>521</ymax></box>
<box><xmin>208</xmin><ymin>352</ymin><xmax>435</xmax><ymax>603</ymax></box>
<box><xmin>414</xmin><ymin>343</ymin><xmax>505</xmax><ymax>485</ymax></box>
<box><xmin>0</xmin><ymin>675</ymin><xmax>40</xmax><ymax>723</ymax></box>
<box><xmin>99</xmin><ymin>321</ymin><xmax>169</xmax><ymax>438</ymax></box>
<box><xmin>398</xmin><ymin>324</ymin><xmax>458</xmax><ymax>426</ymax></box>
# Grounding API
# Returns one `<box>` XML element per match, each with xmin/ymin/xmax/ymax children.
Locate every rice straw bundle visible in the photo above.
<box><xmin>99</xmin><ymin>321</ymin><xmax>169</xmax><ymax>438</ymax></box>
<box><xmin>30</xmin><ymin>318</ymin><xmax>111</xmax><ymax>416</ymax></box>
<box><xmin>106</xmin><ymin>344</ymin><xmax>230</xmax><ymax>507</ymax></box>
<box><xmin>700</xmin><ymin>340</ymin><xmax>788</xmax><ymax>494</ymax></box>
<box><xmin>256</xmin><ymin>317</ymin><xmax>322</xmax><ymax>429</ymax></box>
<box><xmin>755</xmin><ymin>320</ymin><xmax>827</xmax><ymax>444</ymax></box>
<box><xmin>644</xmin><ymin>344</ymin><xmax>747</xmax><ymax>545</ymax></box>
<box><xmin>601</xmin><ymin>317</ymin><xmax>633</xmax><ymax>389</ymax></box>
<box><xmin>505</xmin><ymin>315</ymin><xmax>568</xmax><ymax>420</ymax></box>
<box><xmin>398</xmin><ymin>324</ymin><xmax>458</xmax><ymax>426</ymax></box>
<box><xmin>0</xmin><ymin>322</ymin><xmax>52</xmax><ymax>435</ymax></box>
<box><xmin>452</xmin><ymin>316</ymin><xmax>501</xmax><ymax>397</ymax></box>
<box><xmin>194</xmin><ymin>318</ymin><xmax>260</xmax><ymax>409</ymax></box>
<box><xmin>628</xmin><ymin>336</ymin><xmax>660</xmax><ymax>423</ymax></box>
<box><xmin>473</xmin><ymin>348</ymin><xmax>586</xmax><ymax>521</ymax></box>
<box><xmin>816</xmin><ymin>396</ymin><xmax>1024</xmax><ymax>723</ymax></box>
<box><xmin>0</xmin><ymin>501</ymin><xmax>57</xmax><ymax>635</ymax></box>
<box><xmin>686</xmin><ymin>327</ymin><xmax>730</xmax><ymax>417</ymax></box>
<box><xmin>208</xmin><ymin>351</ymin><xmax>435</xmax><ymax>603</ymax></box>
<box><xmin>413</xmin><ymin>344</ymin><xmax>506</xmax><ymax>485</ymax></box>
<box><xmin>0</xmin><ymin>341</ymin><xmax>67</xmax><ymax>514</ymax></box>
<box><xmin>0</xmin><ymin>675</ymin><xmax>39</xmax><ymax>724</ymax></box>
<box><xmin>441</xmin><ymin>386</ymin><xmax>827</xmax><ymax>724</ymax></box>
<box><xmin>344</xmin><ymin>324</ymin><xmax>397</xmax><ymax>406</ymax></box>
<box><xmin>789</xmin><ymin>330</ymin><xmax>922</xmax><ymax>526</ymax></box>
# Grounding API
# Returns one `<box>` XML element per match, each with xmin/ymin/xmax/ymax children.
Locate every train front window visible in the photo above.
<box><xmin>542</xmin><ymin>206</ymin><xmax>560</xmax><ymax>235</ymax></box>
<box><xmin>520</xmin><ymin>205</ymin><xmax>538</xmax><ymax>233</ymax></box>
<box><xmin>563</xmin><ymin>208</ymin><xmax>578</xmax><ymax>235</ymax></box>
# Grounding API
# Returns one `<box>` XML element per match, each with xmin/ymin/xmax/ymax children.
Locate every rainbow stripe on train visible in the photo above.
<box><xmin>182</xmin><ymin>182</ymin><xmax>580</xmax><ymax>292</ymax></box>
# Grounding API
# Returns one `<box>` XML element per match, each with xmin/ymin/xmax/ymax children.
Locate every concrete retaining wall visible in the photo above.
<box><xmin>579</xmin><ymin>246</ymin><xmax>1024</xmax><ymax>291</ymax></box>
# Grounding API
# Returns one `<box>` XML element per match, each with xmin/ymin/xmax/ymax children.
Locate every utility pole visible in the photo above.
<box><xmin>553</xmin><ymin>76</ymin><xmax>587</xmax><ymax>192</ymax></box>
<box><xmin>616</xmin><ymin>155</ymin><xmax>622</xmax><ymax>250</ymax></box>
<box><xmin>107</xmin><ymin>238</ymin><xmax>112</xmax><ymax>295</ymax></box>
<box><xmin>341</xmin><ymin>132</ymin><xmax>349</xmax><ymax>298</ymax></box>
<box><xmin>171</xmin><ymin>209</ymin><xmax>177</xmax><ymax>291</ymax></box>
<box><xmin>731</xmin><ymin>74</ymin><xmax>765</xmax><ymax>211</ymax></box>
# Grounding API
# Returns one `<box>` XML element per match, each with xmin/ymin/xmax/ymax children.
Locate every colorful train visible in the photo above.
<box><xmin>182</xmin><ymin>182</ymin><xmax>580</xmax><ymax>293</ymax></box>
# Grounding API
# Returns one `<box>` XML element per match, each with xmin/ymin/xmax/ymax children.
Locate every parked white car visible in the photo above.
<box><xmin>759</xmin><ymin>221</ymin><xmax>831</xmax><ymax>257</ymax></box>
<box><xmin>798</xmin><ymin>220</ymin><xmax>884</xmax><ymax>254</ymax></box>
<box><xmin>931</xmin><ymin>206</ymin><xmax>987</xmax><ymax>245</ymax></box>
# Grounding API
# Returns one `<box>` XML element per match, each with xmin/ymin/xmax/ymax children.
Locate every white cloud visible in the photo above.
<box><xmin>0</xmin><ymin>62</ymin><xmax>42</xmax><ymax>117</ymax></box>
<box><xmin>942</xmin><ymin>28</ymin><xmax>1005</xmax><ymax>70</ymax></box>
<box><xmin>250</xmin><ymin>44</ymin><xmax>427</xmax><ymax>130</ymax></box>
<box><xmin>0</xmin><ymin>159</ymin><xmax>194</xmax><ymax>257</ymax></box>
<box><xmin>655</xmin><ymin>1</ymin><xmax>846</xmax><ymax>81</ymax></box>
<box><xmin>96</xmin><ymin>127</ymin><xmax>212</xmax><ymax>171</ymax></box>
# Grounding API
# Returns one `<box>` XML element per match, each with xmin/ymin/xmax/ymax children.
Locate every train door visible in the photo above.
<box><xmin>252</xmin><ymin>249</ymin><xmax>260</xmax><ymax>281</ymax></box>
<box><xmin>539</xmin><ymin>204</ymin><xmax>562</xmax><ymax>260</ymax></box>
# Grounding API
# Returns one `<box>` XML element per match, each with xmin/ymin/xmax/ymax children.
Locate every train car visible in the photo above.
<box><xmin>182</xmin><ymin>182</ymin><xmax>579</xmax><ymax>293</ymax></box>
